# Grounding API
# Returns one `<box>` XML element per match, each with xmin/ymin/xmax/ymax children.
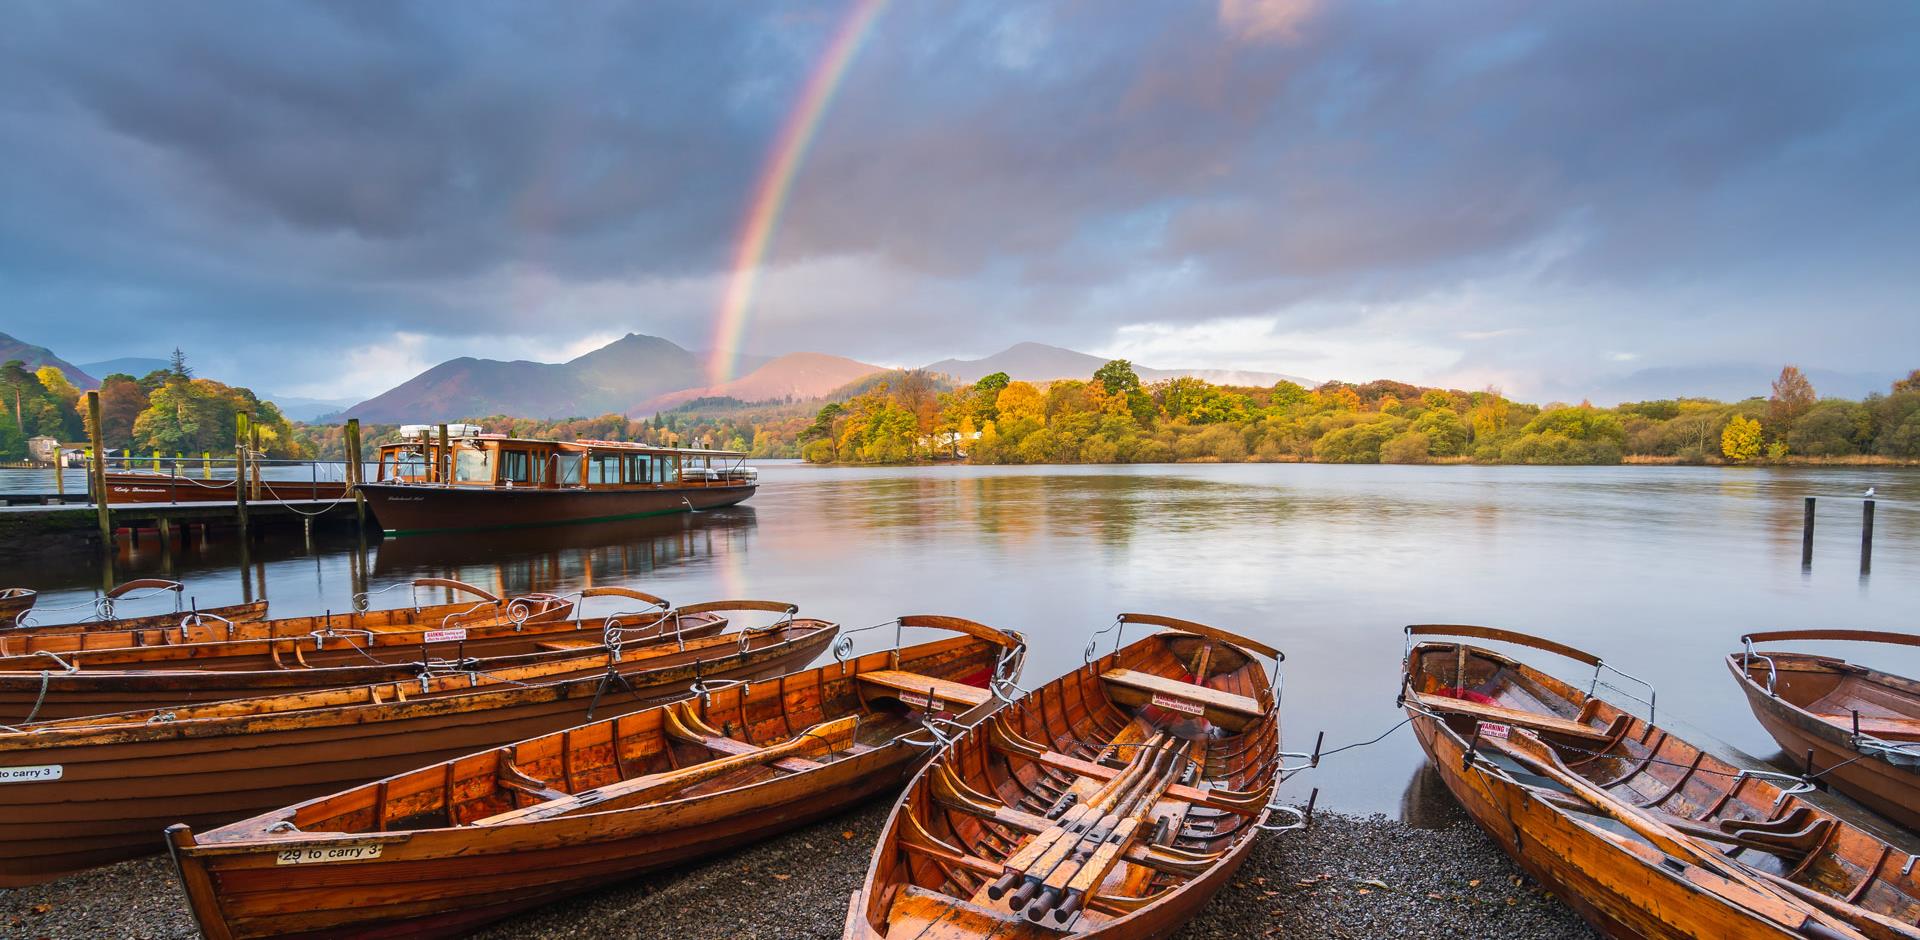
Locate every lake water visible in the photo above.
<box><xmin>3</xmin><ymin>461</ymin><xmax>1917</xmax><ymax>819</ymax></box>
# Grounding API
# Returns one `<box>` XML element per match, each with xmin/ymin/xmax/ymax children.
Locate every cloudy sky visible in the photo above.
<box><xmin>3</xmin><ymin>0</ymin><xmax>1916</xmax><ymax>404</ymax></box>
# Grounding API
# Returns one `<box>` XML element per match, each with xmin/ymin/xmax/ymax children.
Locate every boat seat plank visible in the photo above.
<box><xmin>535</xmin><ymin>639</ymin><xmax>598</xmax><ymax>652</ymax></box>
<box><xmin>858</xmin><ymin>670</ymin><xmax>992</xmax><ymax>709</ymax></box>
<box><xmin>1100</xmin><ymin>668</ymin><xmax>1262</xmax><ymax>720</ymax></box>
<box><xmin>1408</xmin><ymin>690</ymin><xmax>1613</xmax><ymax>743</ymax></box>
<box><xmin>1807</xmin><ymin>711</ymin><xmax>1920</xmax><ymax>742</ymax></box>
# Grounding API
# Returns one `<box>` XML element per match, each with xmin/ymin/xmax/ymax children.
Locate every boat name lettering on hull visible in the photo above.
<box><xmin>1150</xmin><ymin>694</ymin><xmax>1206</xmax><ymax>716</ymax></box>
<box><xmin>276</xmin><ymin>844</ymin><xmax>385</xmax><ymax>865</ymax></box>
<box><xmin>0</xmin><ymin>765</ymin><xmax>62</xmax><ymax>783</ymax></box>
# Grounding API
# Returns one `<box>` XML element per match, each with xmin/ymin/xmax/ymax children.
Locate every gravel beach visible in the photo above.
<box><xmin>0</xmin><ymin>797</ymin><xmax>1595</xmax><ymax>940</ymax></box>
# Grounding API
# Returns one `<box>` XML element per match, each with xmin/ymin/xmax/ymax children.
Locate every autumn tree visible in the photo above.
<box><xmin>1768</xmin><ymin>365</ymin><xmax>1816</xmax><ymax>431</ymax></box>
<box><xmin>1720</xmin><ymin>414</ymin><xmax>1763</xmax><ymax>462</ymax></box>
<box><xmin>995</xmin><ymin>381</ymin><xmax>1045</xmax><ymax>424</ymax></box>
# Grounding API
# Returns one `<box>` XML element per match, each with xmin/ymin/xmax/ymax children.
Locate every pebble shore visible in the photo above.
<box><xmin>0</xmin><ymin>798</ymin><xmax>1595</xmax><ymax>940</ymax></box>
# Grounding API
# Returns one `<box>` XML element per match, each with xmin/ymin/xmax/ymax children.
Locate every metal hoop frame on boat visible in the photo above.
<box><xmin>1403</xmin><ymin>624</ymin><xmax>1659</xmax><ymax>724</ymax></box>
<box><xmin>1739</xmin><ymin>631</ymin><xmax>1920</xmax><ymax>763</ymax></box>
<box><xmin>830</xmin><ymin>617</ymin><xmax>1028</xmax><ymax>703</ymax></box>
<box><xmin>12</xmin><ymin>579</ymin><xmax>186</xmax><ymax>628</ymax></box>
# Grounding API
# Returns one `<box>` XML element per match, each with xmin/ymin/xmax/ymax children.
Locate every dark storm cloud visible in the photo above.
<box><xmin>1</xmin><ymin>1</ymin><xmax>1916</xmax><ymax>398</ymax></box>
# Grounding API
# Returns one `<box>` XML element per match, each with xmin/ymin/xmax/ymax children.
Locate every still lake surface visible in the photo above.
<box><xmin>3</xmin><ymin>461</ymin><xmax>1917</xmax><ymax>819</ymax></box>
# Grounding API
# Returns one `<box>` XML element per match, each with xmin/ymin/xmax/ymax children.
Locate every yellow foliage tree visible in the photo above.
<box><xmin>1721</xmin><ymin>414</ymin><xmax>1763</xmax><ymax>462</ymax></box>
<box><xmin>995</xmin><ymin>382</ymin><xmax>1045</xmax><ymax>424</ymax></box>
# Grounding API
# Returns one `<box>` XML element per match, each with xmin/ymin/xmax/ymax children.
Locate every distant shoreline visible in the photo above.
<box><xmin>798</xmin><ymin>454</ymin><xmax>1920</xmax><ymax>469</ymax></box>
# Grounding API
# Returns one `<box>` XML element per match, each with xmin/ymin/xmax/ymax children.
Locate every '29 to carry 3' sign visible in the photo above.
<box><xmin>0</xmin><ymin>765</ymin><xmax>62</xmax><ymax>783</ymax></box>
<box><xmin>276</xmin><ymin>844</ymin><xmax>386</xmax><ymax>865</ymax></box>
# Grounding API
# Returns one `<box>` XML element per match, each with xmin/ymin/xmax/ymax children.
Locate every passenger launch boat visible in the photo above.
<box><xmin>1404</xmin><ymin>625</ymin><xmax>1920</xmax><ymax>940</ymax></box>
<box><xmin>0</xmin><ymin>590</ymin><xmax>729</xmax><ymax>722</ymax></box>
<box><xmin>356</xmin><ymin>427</ymin><xmax>757</xmax><ymax>535</ymax></box>
<box><xmin>848</xmin><ymin>614</ymin><xmax>1304</xmax><ymax>939</ymax></box>
<box><xmin>167</xmin><ymin>615</ymin><xmax>1026</xmax><ymax>939</ymax></box>
<box><xmin>0</xmin><ymin>602</ymin><xmax>836</xmax><ymax>884</ymax></box>
<box><xmin>1729</xmin><ymin>629</ymin><xmax>1920</xmax><ymax>831</ymax></box>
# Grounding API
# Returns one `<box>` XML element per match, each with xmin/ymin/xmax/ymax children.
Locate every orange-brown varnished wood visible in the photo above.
<box><xmin>849</xmin><ymin>621</ymin><xmax>1283</xmax><ymax>940</ymax></box>
<box><xmin>0</xmin><ymin>605</ymin><xmax>843</xmax><ymax>885</ymax></box>
<box><xmin>168</xmin><ymin>621</ymin><xmax>1025</xmax><ymax>939</ymax></box>
<box><xmin>1406</xmin><ymin>631</ymin><xmax>1920</xmax><ymax>940</ymax></box>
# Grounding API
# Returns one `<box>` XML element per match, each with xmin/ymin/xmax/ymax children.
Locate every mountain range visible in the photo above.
<box><xmin>6</xmin><ymin>328</ymin><xmax>1319</xmax><ymax>423</ymax></box>
<box><xmin>1</xmin><ymin>332</ymin><xmax>96</xmax><ymax>387</ymax></box>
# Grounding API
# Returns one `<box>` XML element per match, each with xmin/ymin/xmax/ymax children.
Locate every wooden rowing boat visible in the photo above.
<box><xmin>847</xmin><ymin>614</ymin><xmax>1289</xmax><ymax>939</ymax></box>
<box><xmin>0</xmin><ymin>578</ymin><xmax>563</xmax><ymax>655</ymax></box>
<box><xmin>1729</xmin><ymin>629</ymin><xmax>1920</xmax><ymax>831</ymax></box>
<box><xmin>0</xmin><ymin>602</ymin><xmax>838</xmax><ymax>885</ymax></box>
<box><xmin>0</xmin><ymin>589</ymin><xmax>32</xmax><ymax>623</ymax></box>
<box><xmin>9</xmin><ymin>578</ymin><xmax>265</xmax><ymax>633</ymax></box>
<box><xmin>0</xmin><ymin>597</ymin><xmax>730</xmax><ymax>723</ymax></box>
<box><xmin>167</xmin><ymin>615</ymin><xmax>1027</xmax><ymax>939</ymax></box>
<box><xmin>1405</xmin><ymin>624</ymin><xmax>1920</xmax><ymax>940</ymax></box>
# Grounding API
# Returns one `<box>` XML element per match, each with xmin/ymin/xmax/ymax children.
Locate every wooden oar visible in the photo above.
<box><xmin>1486</xmin><ymin>730</ymin><xmax>1867</xmax><ymax>940</ymax></box>
<box><xmin>989</xmin><ymin>733</ymin><xmax>1167</xmax><ymax>907</ymax></box>
<box><xmin>475</xmin><ymin>714</ymin><xmax>858</xmax><ymax>826</ymax></box>
<box><xmin>1041</xmin><ymin>739</ymin><xmax>1189</xmax><ymax>923</ymax></box>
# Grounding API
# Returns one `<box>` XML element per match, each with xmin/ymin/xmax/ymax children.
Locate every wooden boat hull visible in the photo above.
<box><xmin>0</xmin><ymin>596</ymin><xmax>574</xmax><ymax>664</ymax></box>
<box><xmin>170</xmin><ymin>623</ymin><xmax>1025</xmax><ymax>939</ymax></box>
<box><xmin>1409</xmin><ymin>716</ymin><xmax>1804</xmax><ymax>939</ymax></box>
<box><xmin>0</xmin><ymin>613</ymin><xmax>726</xmax><ymax>722</ymax></box>
<box><xmin>9</xmin><ymin>599</ymin><xmax>268</xmax><ymax>635</ymax></box>
<box><xmin>1727</xmin><ymin>652</ymin><xmax>1920</xmax><ymax>831</ymax></box>
<box><xmin>850</xmin><ymin>616</ymin><xmax>1284</xmax><ymax>939</ymax></box>
<box><xmin>0</xmin><ymin>590</ymin><xmax>34</xmax><ymax>620</ymax></box>
<box><xmin>102</xmin><ymin>471</ymin><xmax>350</xmax><ymax>504</ymax></box>
<box><xmin>358</xmin><ymin>481</ymin><xmax>756</xmax><ymax>535</ymax></box>
<box><xmin>0</xmin><ymin>619</ymin><xmax>837</xmax><ymax>884</ymax></box>
<box><xmin>1404</xmin><ymin>627</ymin><xmax>1920</xmax><ymax>940</ymax></box>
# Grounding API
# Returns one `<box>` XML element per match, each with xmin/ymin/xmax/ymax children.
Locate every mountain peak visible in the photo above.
<box><xmin>0</xmin><ymin>332</ymin><xmax>98</xmax><ymax>387</ymax></box>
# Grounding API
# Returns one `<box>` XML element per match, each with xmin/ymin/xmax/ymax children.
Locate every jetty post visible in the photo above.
<box><xmin>85</xmin><ymin>390</ymin><xmax>111</xmax><ymax>545</ymax></box>
<box><xmin>1801</xmin><ymin>497</ymin><xmax>1815</xmax><ymax>568</ymax></box>
<box><xmin>234</xmin><ymin>411</ymin><xmax>251</xmax><ymax>538</ymax></box>
<box><xmin>1861</xmin><ymin>498</ymin><xmax>1875</xmax><ymax>575</ymax></box>
<box><xmin>437</xmin><ymin>423</ymin><xmax>450</xmax><ymax>483</ymax></box>
<box><xmin>345</xmin><ymin>418</ymin><xmax>367</xmax><ymax>530</ymax></box>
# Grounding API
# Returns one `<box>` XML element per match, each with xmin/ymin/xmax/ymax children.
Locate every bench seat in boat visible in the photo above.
<box><xmin>1406</xmin><ymin>690</ymin><xmax>1614</xmax><ymax>743</ymax></box>
<box><xmin>857</xmin><ymin>669</ymin><xmax>991</xmax><ymax>709</ymax></box>
<box><xmin>1100</xmin><ymin>668</ymin><xmax>1264</xmax><ymax>728</ymax></box>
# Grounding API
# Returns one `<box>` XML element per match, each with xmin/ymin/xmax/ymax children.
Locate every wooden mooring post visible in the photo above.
<box><xmin>85</xmin><ymin>391</ymin><xmax>111</xmax><ymax>545</ymax></box>
<box><xmin>1861</xmin><ymin>498</ymin><xmax>1875</xmax><ymax>575</ymax></box>
<box><xmin>234</xmin><ymin>411</ymin><xmax>251</xmax><ymax>538</ymax></box>
<box><xmin>1801</xmin><ymin>497</ymin><xmax>1815</xmax><ymax>568</ymax></box>
<box><xmin>345</xmin><ymin>418</ymin><xmax>367</xmax><ymax>530</ymax></box>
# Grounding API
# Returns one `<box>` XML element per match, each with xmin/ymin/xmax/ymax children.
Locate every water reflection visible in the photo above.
<box><xmin>1399</xmin><ymin>763</ymin><xmax>1467</xmax><ymax>830</ymax></box>
<box><xmin>373</xmin><ymin>508</ymin><xmax>758</xmax><ymax>597</ymax></box>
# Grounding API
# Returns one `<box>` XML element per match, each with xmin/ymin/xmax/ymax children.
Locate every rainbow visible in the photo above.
<box><xmin>707</xmin><ymin>0</ymin><xmax>889</xmax><ymax>385</ymax></box>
